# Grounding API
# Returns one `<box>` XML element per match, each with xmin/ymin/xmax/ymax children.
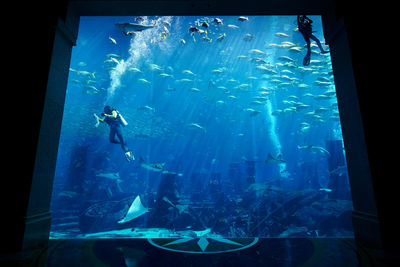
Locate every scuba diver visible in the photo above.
<box><xmin>297</xmin><ymin>15</ymin><xmax>329</xmax><ymax>65</ymax></box>
<box><xmin>94</xmin><ymin>106</ymin><xmax>135</xmax><ymax>162</ymax></box>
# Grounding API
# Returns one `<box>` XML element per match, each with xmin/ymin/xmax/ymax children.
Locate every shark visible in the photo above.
<box><xmin>115</xmin><ymin>22</ymin><xmax>155</xmax><ymax>35</ymax></box>
<box><xmin>95</xmin><ymin>172</ymin><xmax>120</xmax><ymax>180</ymax></box>
<box><xmin>297</xmin><ymin>145</ymin><xmax>331</xmax><ymax>158</ymax></box>
<box><xmin>139</xmin><ymin>157</ymin><xmax>166</xmax><ymax>172</ymax></box>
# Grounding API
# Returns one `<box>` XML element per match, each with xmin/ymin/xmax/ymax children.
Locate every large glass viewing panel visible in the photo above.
<box><xmin>50</xmin><ymin>16</ymin><xmax>353</xmax><ymax>239</ymax></box>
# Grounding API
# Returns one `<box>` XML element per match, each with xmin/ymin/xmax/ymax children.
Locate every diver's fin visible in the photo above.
<box><xmin>303</xmin><ymin>54</ymin><xmax>311</xmax><ymax>66</ymax></box>
<box><xmin>125</xmin><ymin>151</ymin><xmax>135</xmax><ymax>162</ymax></box>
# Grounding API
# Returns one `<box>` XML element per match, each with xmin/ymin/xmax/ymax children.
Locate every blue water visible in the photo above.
<box><xmin>50</xmin><ymin>16</ymin><xmax>353</xmax><ymax>239</ymax></box>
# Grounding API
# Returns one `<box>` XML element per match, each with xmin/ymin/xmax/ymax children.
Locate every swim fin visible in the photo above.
<box><xmin>303</xmin><ymin>54</ymin><xmax>311</xmax><ymax>66</ymax></box>
<box><xmin>125</xmin><ymin>151</ymin><xmax>135</xmax><ymax>162</ymax></box>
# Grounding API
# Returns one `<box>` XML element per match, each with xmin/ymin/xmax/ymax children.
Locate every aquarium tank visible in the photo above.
<box><xmin>49</xmin><ymin>15</ymin><xmax>354</xmax><ymax>239</ymax></box>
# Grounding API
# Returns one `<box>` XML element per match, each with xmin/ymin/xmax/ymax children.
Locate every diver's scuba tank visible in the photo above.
<box><xmin>117</xmin><ymin>110</ymin><xmax>128</xmax><ymax>126</ymax></box>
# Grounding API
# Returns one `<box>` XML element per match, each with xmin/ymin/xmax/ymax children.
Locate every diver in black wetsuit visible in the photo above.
<box><xmin>297</xmin><ymin>15</ymin><xmax>329</xmax><ymax>66</ymax></box>
<box><xmin>94</xmin><ymin>106</ymin><xmax>135</xmax><ymax>162</ymax></box>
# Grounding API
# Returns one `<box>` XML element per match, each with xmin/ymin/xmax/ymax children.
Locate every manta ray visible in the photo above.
<box><xmin>115</xmin><ymin>22</ymin><xmax>155</xmax><ymax>35</ymax></box>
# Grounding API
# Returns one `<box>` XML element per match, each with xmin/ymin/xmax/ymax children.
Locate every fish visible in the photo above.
<box><xmin>202</xmin><ymin>21</ymin><xmax>209</xmax><ymax>28</ymax></box>
<box><xmin>109</xmin><ymin>57</ymin><xmax>120</xmax><ymax>64</ymax></box>
<box><xmin>201</xmin><ymin>36</ymin><xmax>212</xmax><ymax>42</ymax></box>
<box><xmin>265</xmin><ymin>154</ymin><xmax>286</xmax><ymax>164</ymax></box>
<box><xmin>106</xmin><ymin>53</ymin><xmax>121</xmax><ymax>58</ymax></box>
<box><xmin>226</xmin><ymin>78</ymin><xmax>239</xmax><ymax>83</ymax></box>
<box><xmin>227</xmin><ymin>24</ymin><xmax>239</xmax><ymax>29</ymax></box>
<box><xmin>250</xmin><ymin>100</ymin><xmax>264</xmax><ymax>106</ymax></box>
<box><xmin>108</xmin><ymin>36</ymin><xmax>117</xmax><ymax>45</ymax></box>
<box><xmin>161</xmin><ymin>20</ymin><xmax>171</xmax><ymax>27</ymax></box>
<box><xmin>272</xmin><ymin>110</ymin><xmax>283</xmax><ymax>116</ymax></box>
<box><xmin>319</xmin><ymin>188</ymin><xmax>332</xmax><ymax>192</ymax></box>
<box><xmin>280</xmin><ymin>41</ymin><xmax>296</xmax><ymax>46</ymax></box>
<box><xmin>289</xmin><ymin>47</ymin><xmax>302</xmax><ymax>53</ymax></box>
<box><xmin>238</xmin><ymin>16</ymin><xmax>249</xmax><ymax>22</ymax></box>
<box><xmin>137</xmin><ymin>78</ymin><xmax>151</xmax><ymax>84</ymax></box>
<box><xmin>278</xmin><ymin>56</ymin><xmax>296</xmax><ymax>63</ymax></box>
<box><xmin>314</xmin><ymin>94</ymin><xmax>331</xmax><ymax>100</ymax></box>
<box><xmin>249</xmin><ymin>57</ymin><xmax>267</xmax><ymax>64</ymax></box>
<box><xmin>103</xmin><ymin>59</ymin><xmax>115</xmax><ymax>64</ymax></box>
<box><xmin>115</xmin><ymin>22</ymin><xmax>155</xmax><ymax>35</ymax></box>
<box><xmin>297</xmin><ymin>145</ymin><xmax>331</xmax><ymax>157</ymax></box>
<box><xmin>182</xmin><ymin>70</ymin><xmax>196</xmax><ymax>76</ymax></box>
<box><xmin>197</xmin><ymin>29</ymin><xmax>207</xmax><ymax>35</ymax></box>
<box><xmin>236</xmin><ymin>55</ymin><xmax>247</xmax><ymax>59</ymax></box>
<box><xmin>159</xmin><ymin>73</ymin><xmax>174</xmax><ymax>78</ymax></box>
<box><xmin>147</xmin><ymin>63</ymin><xmax>163</xmax><ymax>71</ymax></box>
<box><xmin>162</xmin><ymin>197</ymin><xmax>187</xmax><ymax>214</ymax></box>
<box><xmin>176</xmin><ymin>78</ymin><xmax>193</xmax><ymax>83</ymax></box>
<box><xmin>329</xmin><ymin>165</ymin><xmax>348</xmax><ymax>176</ymax></box>
<box><xmin>118</xmin><ymin>195</ymin><xmax>149</xmax><ymax>223</ymax></box>
<box><xmin>137</xmin><ymin>105</ymin><xmax>155</xmax><ymax>112</ymax></box>
<box><xmin>216</xmin><ymin>33</ymin><xmax>226</xmax><ymax>42</ymax></box>
<box><xmin>275</xmin><ymin>32</ymin><xmax>289</xmax><ymax>37</ymax></box>
<box><xmin>180</xmin><ymin>39</ymin><xmax>186</xmax><ymax>45</ymax></box>
<box><xmin>128</xmin><ymin>67</ymin><xmax>143</xmax><ymax>73</ymax></box>
<box><xmin>187</xmin><ymin>123</ymin><xmax>206</xmax><ymax>133</ymax></box>
<box><xmin>299</xmin><ymin>124</ymin><xmax>311</xmax><ymax>133</ymax></box>
<box><xmin>243</xmin><ymin>33</ymin><xmax>255</xmax><ymax>41</ymax></box>
<box><xmin>95</xmin><ymin>172</ymin><xmax>120</xmax><ymax>180</ymax></box>
<box><xmin>313</xmin><ymin>81</ymin><xmax>332</xmax><ymax>87</ymax></box>
<box><xmin>82</xmin><ymin>85</ymin><xmax>100</xmax><ymax>94</ymax></box>
<box><xmin>213</xmin><ymin>18</ymin><xmax>223</xmax><ymax>24</ymax></box>
<box><xmin>244</xmin><ymin>108</ymin><xmax>261</xmax><ymax>117</ymax></box>
<box><xmin>139</xmin><ymin>157</ymin><xmax>166</xmax><ymax>172</ymax></box>
<box><xmin>210</xmin><ymin>68</ymin><xmax>225</xmax><ymax>74</ymax></box>
<box><xmin>189</xmin><ymin>26</ymin><xmax>199</xmax><ymax>32</ymax></box>
<box><xmin>255</xmin><ymin>65</ymin><xmax>277</xmax><ymax>74</ymax></box>
<box><xmin>75</xmin><ymin>70</ymin><xmax>96</xmax><ymax>79</ymax></box>
<box><xmin>314</xmin><ymin>107</ymin><xmax>330</xmax><ymax>113</ymax></box>
<box><xmin>236</xmin><ymin>83</ymin><xmax>251</xmax><ymax>90</ymax></box>
<box><xmin>248</xmin><ymin>49</ymin><xmax>265</xmax><ymax>55</ymax></box>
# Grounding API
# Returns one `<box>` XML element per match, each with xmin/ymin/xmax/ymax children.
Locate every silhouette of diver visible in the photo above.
<box><xmin>297</xmin><ymin>15</ymin><xmax>329</xmax><ymax>65</ymax></box>
<box><xmin>94</xmin><ymin>106</ymin><xmax>135</xmax><ymax>162</ymax></box>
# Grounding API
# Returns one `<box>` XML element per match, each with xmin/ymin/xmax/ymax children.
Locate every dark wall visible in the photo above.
<box><xmin>2</xmin><ymin>0</ymin><xmax>69</xmax><ymax>255</ymax></box>
<box><xmin>334</xmin><ymin>1</ymin><xmax>398</xmax><ymax>251</ymax></box>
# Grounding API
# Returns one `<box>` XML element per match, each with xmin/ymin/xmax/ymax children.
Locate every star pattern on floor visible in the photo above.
<box><xmin>163</xmin><ymin>236</ymin><xmax>244</xmax><ymax>252</ymax></box>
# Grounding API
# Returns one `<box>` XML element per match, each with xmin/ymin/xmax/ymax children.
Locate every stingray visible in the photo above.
<box><xmin>118</xmin><ymin>195</ymin><xmax>149</xmax><ymax>223</ymax></box>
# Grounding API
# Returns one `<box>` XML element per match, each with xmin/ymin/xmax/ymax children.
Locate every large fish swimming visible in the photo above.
<box><xmin>115</xmin><ymin>22</ymin><xmax>155</xmax><ymax>35</ymax></box>
<box><xmin>265</xmin><ymin>153</ymin><xmax>286</xmax><ymax>164</ymax></box>
<box><xmin>297</xmin><ymin>145</ymin><xmax>331</xmax><ymax>157</ymax></box>
<box><xmin>139</xmin><ymin>157</ymin><xmax>166</xmax><ymax>172</ymax></box>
